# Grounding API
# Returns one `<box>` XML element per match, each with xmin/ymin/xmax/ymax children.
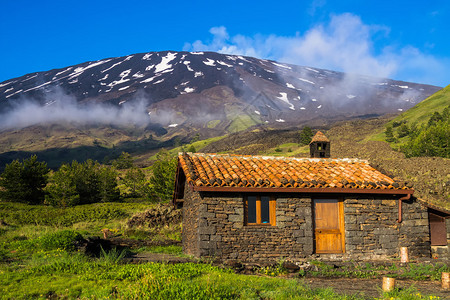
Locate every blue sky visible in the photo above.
<box><xmin>1</xmin><ymin>0</ymin><xmax>449</xmax><ymax>87</ymax></box>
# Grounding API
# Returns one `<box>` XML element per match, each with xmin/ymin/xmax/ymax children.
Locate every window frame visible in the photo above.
<box><xmin>244</xmin><ymin>194</ymin><xmax>276</xmax><ymax>226</ymax></box>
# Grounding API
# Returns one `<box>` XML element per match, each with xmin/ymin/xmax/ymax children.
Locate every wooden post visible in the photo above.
<box><xmin>382</xmin><ymin>277</ymin><xmax>395</xmax><ymax>292</ymax></box>
<box><xmin>400</xmin><ymin>247</ymin><xmax>409</xmax><ymax>263</ymax></box>
<box><xmin>442</xmin><ymin>272</ymin><xmax>450</xmax><ymax>289</ymax></box>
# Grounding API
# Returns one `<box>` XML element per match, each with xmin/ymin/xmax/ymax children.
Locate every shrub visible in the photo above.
<box><xmin>39</xmin><ymin>230</ymin><xmax>83</xmax><ymax>251</ymax></box>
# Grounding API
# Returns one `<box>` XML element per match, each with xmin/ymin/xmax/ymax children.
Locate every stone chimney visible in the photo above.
<box><xmin>309</xmin><ymin>131</ymin><xmax>330</xmax><ymax>158</ymax></box>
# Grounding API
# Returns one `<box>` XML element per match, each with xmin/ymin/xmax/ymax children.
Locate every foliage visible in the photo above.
<box><xmin>378</xmin><ymin>286</ymin><xmax>441</xmax><ymax>300</ymax></box>
<box><xmin>148</xmin><ymin>150</ymin><xmax>177</xmax><ymax>202</ymax></box>
<box><xmin>39</xmin><ymin>230</ymin><xmax>83</xmax><ymax>251</ymax></box>
<box><xmin>0</xmin><ymin>155</ymin><xmax>49</xmax><ymax>204</ymax></box>
<box><xmin>385</xmin><ymin>125</ymin><xmax>396</xmax><ymax>142</ymax></box>
<box><xmin>99</xmin><ymin>245</ymin><xmax>128</xmax><ymax>264</ymax></box>
<box><xmin>299</xmin><ymin>126</ymin><xmax>314</xmax><ymax>145</ymax></box>
<box><xmin>112</xmin><ymin>152</ymin><xmax>134</xmax><ymax>169</ymax></box>
<box><xmin>0</xmin><ymin>202</ymin><xmax>137</xmax><ymax>227</ymax></box>
<box><xmin>400</xmin><ymin>106</ymin><xmax>449</xmax><ymax>158</ymax></box>
<box><xmin>45</xmin><ymin>160</ymin><xmax>120</xmax><ymax>207</ymax></box>
<box><xmin>259</xmin><ymin>259</ymin><xmax>288</xmax><ymax>277</ymax></box>
<box><xmin>122</xmin><ymin>166</ymin><xmax>150</xmax><ymax>198</ymax></box>
<box><xmin>397</xmin><ymin>123</ymin><xmax>410</xmax><ymax>138</ymax></box>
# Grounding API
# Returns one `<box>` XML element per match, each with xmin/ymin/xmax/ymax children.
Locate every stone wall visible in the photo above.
<box><xmin>181</xmin><ymin>185</ymin><xmax>201</xmax><ymax>256</ymax></box>
<box><xmin>344</xmin><ymin>196</ymin><xmax>430</xmax><ymax>260</ymax></box>
<box><xmin>182</xmin><ymin>191</ymin><xmax>431</xmax><ymax>262</ymax></box>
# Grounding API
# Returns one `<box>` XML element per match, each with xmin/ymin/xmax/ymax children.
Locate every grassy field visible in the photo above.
<box><xmin>0</xmin><ymin>201</ymin><xmax>447</xmax><ymax>299</ymax></box>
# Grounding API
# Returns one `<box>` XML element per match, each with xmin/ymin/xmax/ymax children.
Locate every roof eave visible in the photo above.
<box><xmin>191</xmin><ymin>185</ymin><xmax>414</xmax><ymax>195</ymax></box>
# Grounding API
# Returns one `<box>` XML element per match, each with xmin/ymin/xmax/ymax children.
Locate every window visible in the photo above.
<box><xmin>245</xmin><ymin>195</ymin><xmax>276</xmax><ymax>226</ymax></box>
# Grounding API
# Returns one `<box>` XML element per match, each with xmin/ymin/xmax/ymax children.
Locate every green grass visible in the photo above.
<box><xmin>227</xmin><ymin>114</ymin><xmax>260</xmax><ymax>133</ymax></box>
<box><xmin>307</xmin><ymin>261</ymin><xmax>450</xmax><ymax>281</ymax></box>
<box><xmin>0</xmin><ymin>202</ymin><xmax>149</xmax><ymax>228</ymax></box>
<box><xmin>149</xmin><ymin>135</ymin><xmax>227</xmax><ymax>160</ymax></box>
<box><xmin>369</xmin><ymin>84</ymin><xmax>449</xmax><ymax>142</ymax></box>
<box><xmin>391</xmin><ymin>85</ymin><xmax>449</xmax><ymax>126</ymax></box>
<box><xmin>0</xmin><ymin>202</ymin><xmax>445</xmax><ymax>299</ymax></box>
<box><xmin>207</xmin><ymin>119</ymin><xmax>221</xmax><ymax>128</ymax></box>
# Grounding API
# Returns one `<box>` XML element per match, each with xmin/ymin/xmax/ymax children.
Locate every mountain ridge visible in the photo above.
<box><xmin>0</xmin><ymin>51</ymin><xmax>441</xmax><ymax>135</ymax></box>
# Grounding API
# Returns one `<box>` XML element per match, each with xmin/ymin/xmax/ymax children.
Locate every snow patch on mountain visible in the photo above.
<box><xmin>203</xmin><ymin>58</ymin><xmax>216</xmax><ymax>66</ymax></box>
<box><xmin>272</xmin><ymin>62</ymin><xmax>292</xmax><ymax>70</ymax></box>
<box><xmin>277</xmin><ymin>92</ymin><xmax>295</xmax><ymax>110</ymax></box>
<box><xmin>102</xmin><ymin>61</ymin><xmax>123</xmax><ymax>73</ymax></box>
<box><xmin>298</xmin><ymin>78</ymin><xmax>315</xmax><ymax>85</ymax></box>
<box><xmin>142</xmin><ymin>53</ymin><xmax>153</xmax><ymax>60</ymax></box>
<box><xmin>154</xmin><ymin>52</ymin><xmax>177</xmax><ymax>73</ymax></box>
<box><xmin>132</xmin><ymin>72</ymin><xmax>145</xmax><ymax>79</ymax></box>
<box><xmin>183</xmin><ymin>61</ymin><xmax>194</xmax><ymax>71</ymax></box>
<box><xmin>218</xmin><ymin>61</ymin><xmax>233</xmax><ymax>67</ymax></box>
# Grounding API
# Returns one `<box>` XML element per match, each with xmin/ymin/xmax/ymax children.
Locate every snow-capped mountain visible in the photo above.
<box><xmin>0</xmin><ymin>51</ymin><xmax>441</xmax><ymax>132</ymax></box>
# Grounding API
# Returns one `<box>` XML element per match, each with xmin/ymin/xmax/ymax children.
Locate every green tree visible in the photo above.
<box><xmin>122</xmin><ymin>167</ymin><xmax>149</xmax><ymax>197</ymax></box>
<box><xmin>148</xmin><ymin>150</ymin><xmax>177</xmax><ymax>202</ymax></box>
<box><xmin>98</xmin><ymin>165</ymin><xmax>120</xmax><ymax>203</ymax></box>
<box><xmin>0</xmin><ymin>155</ymin><xmax>49</xmax><ymax>204</ymax></box>
<box><xmin>403</xmin><ymin>120</ymin><xmax>449</xmax><ymax>158</ymax></box>
<box><xmin>44</xmin><ymin>165</ymin><xmax>80</xmax><ymax>207</ymax></box>
<box><xmin>385</xmin><ymin>125</ymin><xmax>396</xmax><ymax>142</ymax></box>
<box><xmin>112</xmin><ymin>152</ymin><xmax>133</xmax><ymax>169</ymax></box>
<box><xmin>299</xmin><ymin>126</ymin><xmax>313</xmax><ymax>145</ymax></box>
<box><xmin>397</xmin><ymin>123</ymin><xmax>410</xmax><ymax>138</ymax></box>
<box><xmin>45</xmin><ymin>160</ymin><xmax>120</xmax><ymax>207</ymax></box>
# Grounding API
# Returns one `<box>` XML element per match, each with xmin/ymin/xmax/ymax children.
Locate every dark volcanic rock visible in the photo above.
<box><xmin>0</xmin><ymin>51</ymin><xmax>441</xmax><ymax>131</ymax></box>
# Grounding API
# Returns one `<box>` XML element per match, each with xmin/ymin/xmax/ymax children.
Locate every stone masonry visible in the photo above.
<box><xmin>182</xmin><ymin>188</ymin><xmax>431</xmax><ymax>263</ymax></box>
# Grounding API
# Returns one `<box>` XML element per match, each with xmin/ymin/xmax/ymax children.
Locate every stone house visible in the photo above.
<box><xmin>173</xmin><ymin>133</ymin><xmax>435</xmax><ymax>262</ymax></box>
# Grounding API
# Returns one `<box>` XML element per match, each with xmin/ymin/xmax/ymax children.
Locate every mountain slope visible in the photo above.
<box><xmin>0</xmin><ymin>51</ymin><xmax>441</xmax><ymax>134</ymax></box>
<box><xmin>388</xmin><ymin>84</ymin><xmax>450</xmax><ymax>126</ymax></box>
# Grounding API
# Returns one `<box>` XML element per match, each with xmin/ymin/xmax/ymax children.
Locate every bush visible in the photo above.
<box><xmin>39</xmin><ymin>230</ymin><xmax>83</xmax><ymax>251</ymax></box>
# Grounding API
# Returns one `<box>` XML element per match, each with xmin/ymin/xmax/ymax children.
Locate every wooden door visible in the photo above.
<box><xmin>429</xmin><ymin>211</ymin><xmax>447</xmax><ymax>246</ymax></box>
<box><xmin>314</xmin><ymin>199</ymin><xmax>345</xmax><ymax>253</ymax></box>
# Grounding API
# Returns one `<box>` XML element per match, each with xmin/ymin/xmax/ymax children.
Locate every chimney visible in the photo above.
<box><xmin>309</xmin><ymin>131</ymin><xmax>330</xmax><ymax>158</ymax></box>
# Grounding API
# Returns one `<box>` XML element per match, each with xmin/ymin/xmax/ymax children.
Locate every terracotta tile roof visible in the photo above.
<box><xmin>178</xmin><ymin>153</ymin><xmax>411</xmax><ymax>191</ymax></box>
<box><xmin>310</xmin><ymin>131</ymin><xmax>330</xmax><ymax>143</ymax></box>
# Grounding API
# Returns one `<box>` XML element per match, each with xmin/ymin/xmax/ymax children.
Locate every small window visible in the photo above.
<box><xmin>245</xmin><ymin>195</ymin><xmax>276</xmax><ymax>226</ymax></box>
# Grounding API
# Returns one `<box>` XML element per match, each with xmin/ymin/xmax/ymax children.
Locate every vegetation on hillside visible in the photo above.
<box><xmin>385</xmin><ymin>105</ymin><xmax>449</xmax><ymax>158</ymax></box>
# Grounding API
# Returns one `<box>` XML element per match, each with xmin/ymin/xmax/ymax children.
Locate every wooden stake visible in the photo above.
<box><xmin>382</xmin><ymin>277</ymin><xmax>395</xmax><ymax>292</ymax></box>
<box><xmin>400</xmin><ymin>247</ymin><xmax>409</xmax><ymax>263</ymax></box>
<box><xmin>442</xmin><ymin>272</ymin><xmax>450</xmax><ymax>289</ymax></box>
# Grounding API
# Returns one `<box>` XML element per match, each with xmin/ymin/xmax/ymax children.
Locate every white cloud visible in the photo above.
<box><xmin>183</xmin><ymin>13</ymin><xmax>448</xmax><ymax>86</ymax></box>
<box><xmin>0</xmin><ymin>87</ymin><xmax>151</xmax><ymax>130</ymax></box>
